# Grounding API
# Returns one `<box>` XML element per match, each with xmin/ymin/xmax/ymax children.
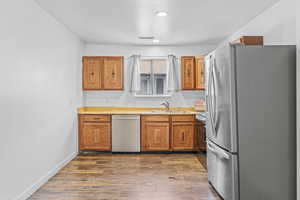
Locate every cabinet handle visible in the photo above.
<box><xmin>182</xmin><ymin>132</ymin><xmax>185</xmax><ymax>141</ymax></box>
<box><xmin>187</xmin><ymin>70</ymin><xmax>191</xmax><ymax>77</ymax></box>
<box><xmin>112</xmin><ymin>70</ymin><xmax>115</xmax><ymax>77</ymax></box>
<box><xmin>91</xmin><ymin>72</ymin><xmax>94</xmax><ymax>76</ymax></box>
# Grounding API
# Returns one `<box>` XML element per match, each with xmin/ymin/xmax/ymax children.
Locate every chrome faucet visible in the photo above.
<box><xmin>161</xmin><ymin>101</ymin><xmax>170</xmax><ymax>110</ymax></box>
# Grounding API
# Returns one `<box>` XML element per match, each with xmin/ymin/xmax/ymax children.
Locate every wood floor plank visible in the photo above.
<box><xmin>28</xmin><ymin>154</ymin><xmax>220</xmax><ymax>200</ymax></box>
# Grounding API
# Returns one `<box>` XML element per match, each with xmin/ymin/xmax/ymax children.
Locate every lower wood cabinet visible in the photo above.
<box><xmin>79</xmin><ymin>115</ymin><xmax>111</xmax><ymax>151</ymax></box>
<box><xmin>195</xmin><ymin>120</ymin><xmax>206</xmax><ymax>151</ymax></box>
<box><xmin>143</xmin><ymin>122</ymin><xmax>170</xmax><ymax>151</ymax></box>
<box><xmin>172</xmin><ymin>123</ymin><xmax>194</xmax><ymax>150</ymax></box>
<box><xmin>199</xmin><ymin>121</ymin><xmax>206</xmax><ymax>151</ymax></box>
<box><xmin>78</xmin><ymin>114</ymin><xmax>204</xmax><ymax>152</ymax></box>
<box><xmin>141</xmin><ymin>115</ymin><xmax>196</xmax><ymax>152</ymax></box>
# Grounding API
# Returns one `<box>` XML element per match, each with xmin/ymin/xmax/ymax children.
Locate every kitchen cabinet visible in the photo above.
<box><xmin>144</xmin><ymin>122</ymin><xmax>170</xmax><ymax>151</ymax></box>
<box><xmin>83</xmin><ymin>57</ymin><xmax>102</xmax><ymax>90</ymax></box>
<box><xmin>141</xmin><ymin>115</ymin><xmax>197</xmax><ymax>152</ymax></box>
<box><xmin>103</xmin><ymin>57</ymin><xmax>124</xmax><ymax>90</ymax></box>
<box><xmin>181</xmin><ymin>56</ymin><xmax>195</xmax><ymax>90</ymax></box>
<box><xmin>171</xmin><ymin>115</ymin><xmax>195</xmax><ymax>150</ymax></box>
<box><xmin>141</xmin><ymin>115</ymin><xmax>170</xmax><ymax>151</ymax></box>
<box><xmin>172</xmin><ymin>122</ymin><xmax>194</xmax><ymax>150</ymax></box>
<box><xmin>195</xmin><ymin>122</ymin><xmax>200</xmax><ymax>150</ymax></box>
<box><xmin>195</xmin><ymin>56</ymin><xmax>205</xmax><ymax>90</ymax></box>
<box><xmin>231</xmin><ymin>36</ymin><xmax>264</xmax><ymax>45</ymax></box>
<box><xmin>195</xmin><ymin>120</ymin><xmax>206</xmax><ymax>151</ymax></box>
<box><xmin>79</xmin><ymin>113</ymin><xmax>199</xmax><ymax>152</ymax></box>
<box><xmin>199</xmin><ymin>121</ymin><xmax>206</xmax><ymax>150</ymax></box>
<box><xmin>79</xmin><ymin>115</ymin><xmax>111</xmax><ymax>151</ymax></box>
<box><xmin>83</xmin><ymin>56</ymin><xmax>123</xmax><ymax>90</ymax></box>
<box><xmin>181</xmin><ymin>56</ymin><xmax>205</xmax><ymax>90</ymax></box>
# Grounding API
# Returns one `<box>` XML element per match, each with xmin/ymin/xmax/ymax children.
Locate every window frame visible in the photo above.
<box><xmin>135</xmin><ymin>57</ymin><xmax>171</xmax><ymax>98</ymax></box>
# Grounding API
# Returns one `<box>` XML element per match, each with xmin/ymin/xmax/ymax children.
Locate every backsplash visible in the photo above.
<box><xmin>83</xmin><ymin>90</ymin><xmax>204</xmax><ymax>107</ymax></box>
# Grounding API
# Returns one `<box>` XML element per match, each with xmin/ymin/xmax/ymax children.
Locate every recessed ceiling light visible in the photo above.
<box><xmin>153</xmin><ymin>39</ymin><xmax>160</xmax><ymax>43</ymax></box>
<box><xmin>156</xmin><ymin>11</ymin><xmax>168</xmax><ymax>17</ymax></box>
<box><xmin>138</xmin><ymin>36</ymin><xmax>155</xmax><ymax>40</ymax></box>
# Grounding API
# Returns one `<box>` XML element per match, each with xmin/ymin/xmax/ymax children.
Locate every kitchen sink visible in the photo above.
<box><xmin>149</xmin><ymin>110</ymin><xmax>189</xmax><ymax>114</ymax></box>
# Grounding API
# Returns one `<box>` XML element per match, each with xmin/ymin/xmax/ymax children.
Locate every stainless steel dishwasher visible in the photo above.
<box><xmin>112</xmin><ymin>115</ymin><xmax>140</xmax><ymax>152</ymax></box>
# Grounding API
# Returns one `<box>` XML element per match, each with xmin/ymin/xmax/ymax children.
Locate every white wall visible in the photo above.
<box><xmin>296</xmin><ymin>0</ymin><xmax>300</xmax><ymax>198</ymax></box>
<box><xmin>0</xmin><ymin>0</ymin><xmax>83</xmax><ymax>199</ymax></box>
<box><xmin>220</xmin><ymin>0</ymin><xmax>296</xmax><ymax>46</ymax></box>
<box><xmin>84</xmin><ymin>44</ymin><xmax>215</xmax><ymax>107</ymax></box>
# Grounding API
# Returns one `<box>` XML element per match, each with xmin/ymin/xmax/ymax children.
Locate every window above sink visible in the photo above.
<box><xmin>135</xmin><ymin>58</ymin><xmax>170</xmax><ymax>97</ymax></box>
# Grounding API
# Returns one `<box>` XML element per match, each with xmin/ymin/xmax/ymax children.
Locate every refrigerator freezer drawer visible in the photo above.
<box><xmin>207</xmin><ymin>140</ymin><xmax>238</xmax><ymax>200</ymax></box>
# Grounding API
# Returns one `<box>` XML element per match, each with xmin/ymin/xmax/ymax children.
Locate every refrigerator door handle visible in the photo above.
<box><xmin>212</xmin><ymin>58</ymin><xmax>218</xmax><ymax>128</ymax></box>
<box><xmin>207</xmin><ymin>141</ymin><xmax>230</xmax><ymax>160</ymax></box>
<box><xmin>211</xmin><ymin>61</ymin><xmax>216</xmax><ymax>124</ymax></box>
<box><xmin>207</xmin><ymin>57</ymin><xmax>216</xmax><ymax>136</ymax></box>
<box><xmin>207</xmin><ymin>142</ymin><xmax>217</xmax><ymax>154</ymax></box>
<box><xmin>217</xmin><ymin>149</ymin><xmax>230</xmax><ymax>160</ymax></box>
<box><xmin>210</xmin><ymin>56</ymin><xmax>218</xmax><ymax>136</ymax></box>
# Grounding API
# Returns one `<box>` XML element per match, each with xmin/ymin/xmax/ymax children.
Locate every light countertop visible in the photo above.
<box><xmin>77</xmin><ymin>106</ymin><xmax>206</xmax><ymax>115</ymax></box>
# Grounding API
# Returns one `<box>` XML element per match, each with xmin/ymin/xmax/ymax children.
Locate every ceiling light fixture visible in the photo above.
<box><xmin>155</xmin><ymin>11</ymin><xmax>168</xmax><ymax>17</ymax></box>
<box><xmin>153</xmin><ymin>39</ymin><xmax>160</xmax><ymax>43</ymax></box>
<box><xmin>138</xmin><ymin>36</ymin><xmax>155</xmax><ymax>40</ymax></box>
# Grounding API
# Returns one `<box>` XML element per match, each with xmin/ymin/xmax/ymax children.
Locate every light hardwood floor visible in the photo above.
<box><xmin>29</xmin><ymin>153</ymin><xmax>220</xmax><ymax>200</ymax></box>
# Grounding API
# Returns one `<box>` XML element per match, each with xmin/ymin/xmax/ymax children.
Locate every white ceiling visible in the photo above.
<box><xmin>35</xmin><ymin>0</ymin><xmax>279</xmax><ymax>46</ymax></box>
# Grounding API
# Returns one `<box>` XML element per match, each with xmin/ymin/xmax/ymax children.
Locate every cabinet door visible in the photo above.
<box><xmin>172</xmin><ymin>123</ymin><xmax>194</xmax><ymax>150</ymax></box>
<box><xmin>199</xmin><ymin>122</ymin><xmax>207</xmax><ymax>150</ymax></box>
<box><xmin>83</xmin><ymin>57</ymin><xmax>102</xmax><ymax>90</ymax></box>
<box><xmin>80</xmin><ymin>122</ymin><xmax>111</xmax><ymax>151</ymax></box>
<box><xmin>195</xmin><ymin>122</ymin><xmax>201</xmax><ymax>150</ymax></box>
<box><xmin>195</xmin><ymin>56</ymin><xmax>205</xmax><ymax>90</ymax></box>
<box><xmin>181</xmin><ymin>56</ymin><xmax>195</xmax><ymax>90</ymax></box>
<box><xmin>145</xmin><ymin>122</ymin><xmax>170</xmax><ymax>151</ymax></box>
<box><xmin>103</xmin><ymin>57</ymin><xmax>123</xmax><ymax>90</ymax></box>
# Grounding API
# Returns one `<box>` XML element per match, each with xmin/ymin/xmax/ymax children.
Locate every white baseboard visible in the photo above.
<box><xmin>15</xmin><ymin>152</ymin><xmax>77</xmax><ymax>200</ymax></box>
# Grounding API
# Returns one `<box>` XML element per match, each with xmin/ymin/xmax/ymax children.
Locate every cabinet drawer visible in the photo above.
<box><xmin>81</xmin><ymin>115</ymin><xmax>111</xmax><ymax>122</ymax></box>
<box><xmin>142</xmin><ymin>115</ymin><xmax>169</xmax><ymax>122</ymax></box>
<box><xmin>172</xmin><ymin>115</ymin><xmax>194</xmax><ymax>122</ymax></box>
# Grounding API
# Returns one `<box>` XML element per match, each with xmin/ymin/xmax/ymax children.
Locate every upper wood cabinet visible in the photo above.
<box><xmin>103</xmin><ymin>57</ymin><xmax>124</xmax><ymax>90</ymax></box>
<box><xmin>231</xmin><ymin>36</ymin><xmax>264</xmax><ymax>46</ymax></box>
<box><xmin>181</xmin><ymin>56</ymin><xmax>205</xmax><ymax>90</ymax></box>
<box><xmin>195</xmin><ymin>56</ymin><xmax>205</xmax><ymax>90</ymax></box>
<box><xmin>83</xmin><ymin>57</ymin><xmax>103</xmax><ymax>90</ymax></box>
<box><xmin>83</xmin><ymin>56</ymin><xmax>124</xmax><ymax>90</ymax></box>
<box><xmin>181</xmin><ymin>56</ymin><xmax>195</xmax><ymax>90</ymax></box>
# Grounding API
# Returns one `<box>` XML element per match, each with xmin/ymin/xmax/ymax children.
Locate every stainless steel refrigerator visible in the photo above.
<box><xmin>205</xmin><ymin>44</ymin><xmax>296</xmax><ymax>200</ymax></box>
